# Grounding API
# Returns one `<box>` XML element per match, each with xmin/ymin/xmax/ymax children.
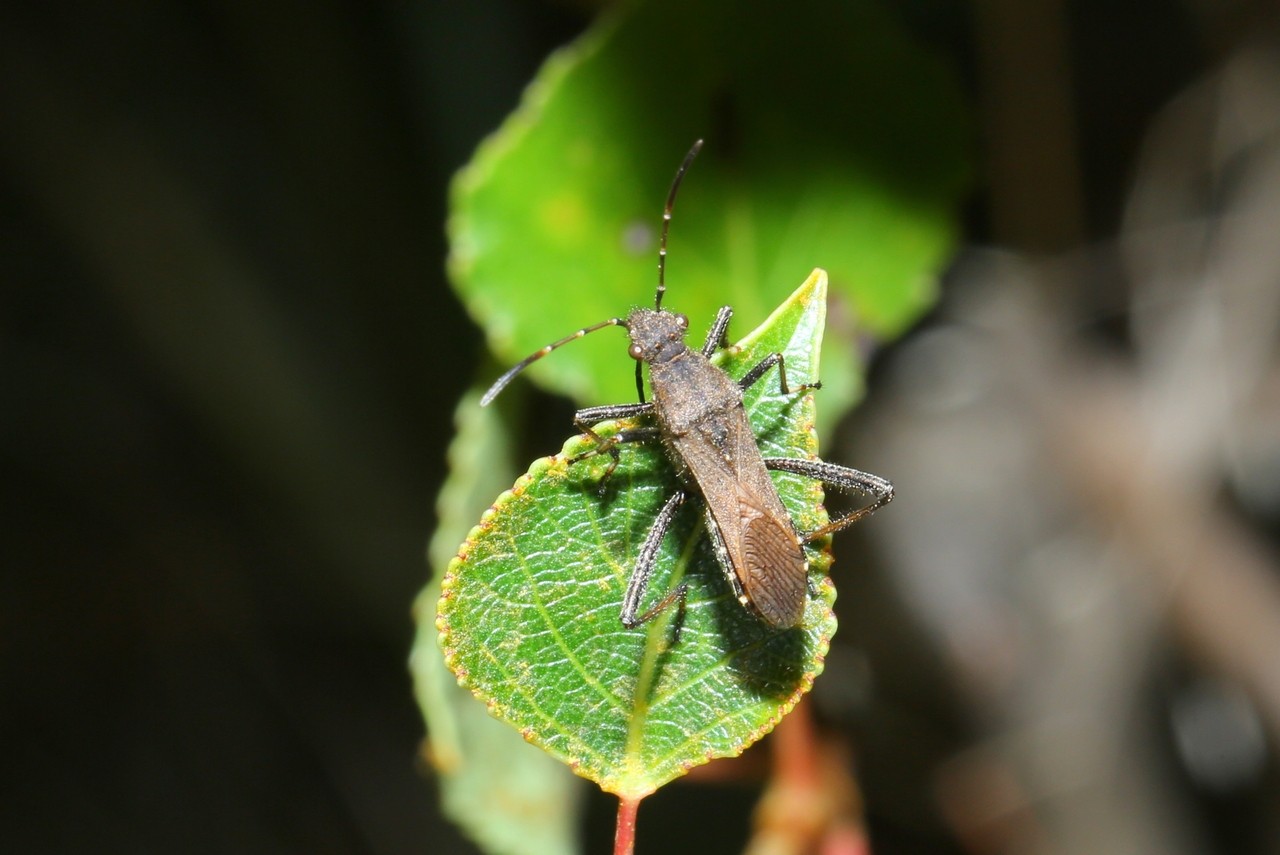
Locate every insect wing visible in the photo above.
<box><xmin>737</xmin><ymin>497</ymin><xmax>806</xmax><ymax>627</ymax></box>
<box><xmin>677</xmin><ymin>411</ymin><xmax>808</xmax><ymax>628</ymax></box>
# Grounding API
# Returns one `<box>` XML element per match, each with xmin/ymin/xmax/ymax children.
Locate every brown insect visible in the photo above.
<box><xmin>481</xmin><ymin>140</ymin><xmax>893</xmax><ymax>629</ymax></box>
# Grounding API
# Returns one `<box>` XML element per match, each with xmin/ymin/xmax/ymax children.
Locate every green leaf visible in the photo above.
<box><xmin>438</xmin><ymin>271</ymin><xmax>836</xmax><ymax>799</ymax></box>
<box><xmin>411</xmin><ymin>387</ymin><xmax>582</xmax><ymax>855</ymax></box>
<box><xmin>450</xmin><ymin>0</ymin><xmax>967</xmax><ymax>425</ymax></box>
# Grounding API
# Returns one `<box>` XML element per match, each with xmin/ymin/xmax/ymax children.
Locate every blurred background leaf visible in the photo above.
<box><xmin>411</xmin><ymin>387</ymin><xmax>581</xmax><ymax>855</ymax></box>
<box><xmin>450</xmin><ymin>0</ymin><xmax>968</xmax><ymax>428</ymax></box>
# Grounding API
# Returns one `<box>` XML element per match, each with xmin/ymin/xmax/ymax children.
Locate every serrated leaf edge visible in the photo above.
<box><xmin>437</xmin><ymin>271</ymin><xmax>839</xmax><ymax>797</ymax></box>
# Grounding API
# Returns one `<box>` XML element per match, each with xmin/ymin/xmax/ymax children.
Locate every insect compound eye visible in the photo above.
<box><xmin>675</xmin><ymin>313</ymin><xmax>689</xmax><ymax>330</ymax></box>
<box><xmin>629</xmin><ymin>343</ymin><xmax>645</xmax><ymax>360</ymax></box>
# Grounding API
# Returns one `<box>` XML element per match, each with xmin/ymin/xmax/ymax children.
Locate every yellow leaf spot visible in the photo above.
<box><xmin>539</xmin><ymin>192</ymin><xmax>588</xmax><ymax>245</ymax></box>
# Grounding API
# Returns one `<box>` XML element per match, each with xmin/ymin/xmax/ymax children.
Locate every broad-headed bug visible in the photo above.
<box><xmin>481</xmin><ymin>140</ymin><xmax>894</xmax><ymax>629</ymax></box>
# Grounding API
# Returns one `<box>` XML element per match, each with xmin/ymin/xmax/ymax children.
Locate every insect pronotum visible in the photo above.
<box><xmin>482</xmin><ymin>140</ymin><xmax>894</xmax><ymax>629</ymax></box>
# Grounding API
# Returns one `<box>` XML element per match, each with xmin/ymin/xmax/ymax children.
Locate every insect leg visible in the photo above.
<box><xmin>569</xmin><ymin>402</ymin><xmax>658</xmax><ymax>486</ymax></box>
<box><xmin>568</xmin><ymin>426</ymin><xmax>663</xmax><ymax>464</ymax></box>
<box><xmin>621</xmin><ymin>490</ymin><xmax>689</xmax><ymax>628</ymax></box>
<box><xmin>704</xmin><ymin>504</ymin><xmax>748</xmax><ymax>605</ymax></box>
<box><xmin>575</xmin><ymin>401</ymin><xmax>654</xmax><ymax>424</ymax></box>
<box><xmin>700</xmin><ymin>306</ymin><xmax>734</xmax><ymax>357</ymax></box>
<box><xmin>737</xmin><ymin>352</ymin><xmax>821</xmax><ymax>396</ymax></box>
<box><xmin>573</xmin><ymin>401</ymin><xmax>654</xmax><ymax>448</ymax></box>
<box><xmin>764</xmin><ymin>457</ymin><xmax>894</xmax><ymax>542</ymax></box>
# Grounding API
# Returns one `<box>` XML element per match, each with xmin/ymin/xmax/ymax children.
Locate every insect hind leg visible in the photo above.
<box><xmin>704</xmin><ymin>504</ymin><xmax>748</xmax><ymax>606</ymax></box>
<box><xmin>764</xmin><ymin>457</ymin><xmax>894</xmax><ymax>543</ymax></box>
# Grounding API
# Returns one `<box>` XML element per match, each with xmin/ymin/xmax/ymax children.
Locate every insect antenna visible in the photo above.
<box><xmin>654</xmin><ymin>139</ymin><xmax>704</xmax><ymax>311</ymax></box>
<box><xmin>480</xmin><ymin>317</ymin><xmax>627</xmax><ymax>406</ymax></box>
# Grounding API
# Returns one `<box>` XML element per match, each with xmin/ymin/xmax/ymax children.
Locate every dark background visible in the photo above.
<box><xmin>2</xmin><ymin>2</ymin><xmax>1275</xmax><ymax>854</ymax></box>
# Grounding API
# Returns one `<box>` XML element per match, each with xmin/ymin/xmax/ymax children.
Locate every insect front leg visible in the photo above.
<box><xmin>700</xmin><ymin>306</ymin><xmax>734</xmax><ymax>358</ymax></box>
<box><xmin>621</xmin><ymin>490</ymin><xmax>689</xmax><ymax>628</ymax></box>
<box><xmin>569</xmin><ymin>401</ymin><xmax>659</xmax><ymax>489</ymax></box>
<box><xmin>737</xmin><ymin>352</ymin><xmax>822</xmax><ymax>396</ymax></box>
<box><xmin>764</xmin><ymin>457</ymin><xmax>894</xmax><ymax>542</ymax></box>
<box><xmin>571</xmin><ymin>401</ymin><xmax>654</xmax><ymax>451</ymax></box>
